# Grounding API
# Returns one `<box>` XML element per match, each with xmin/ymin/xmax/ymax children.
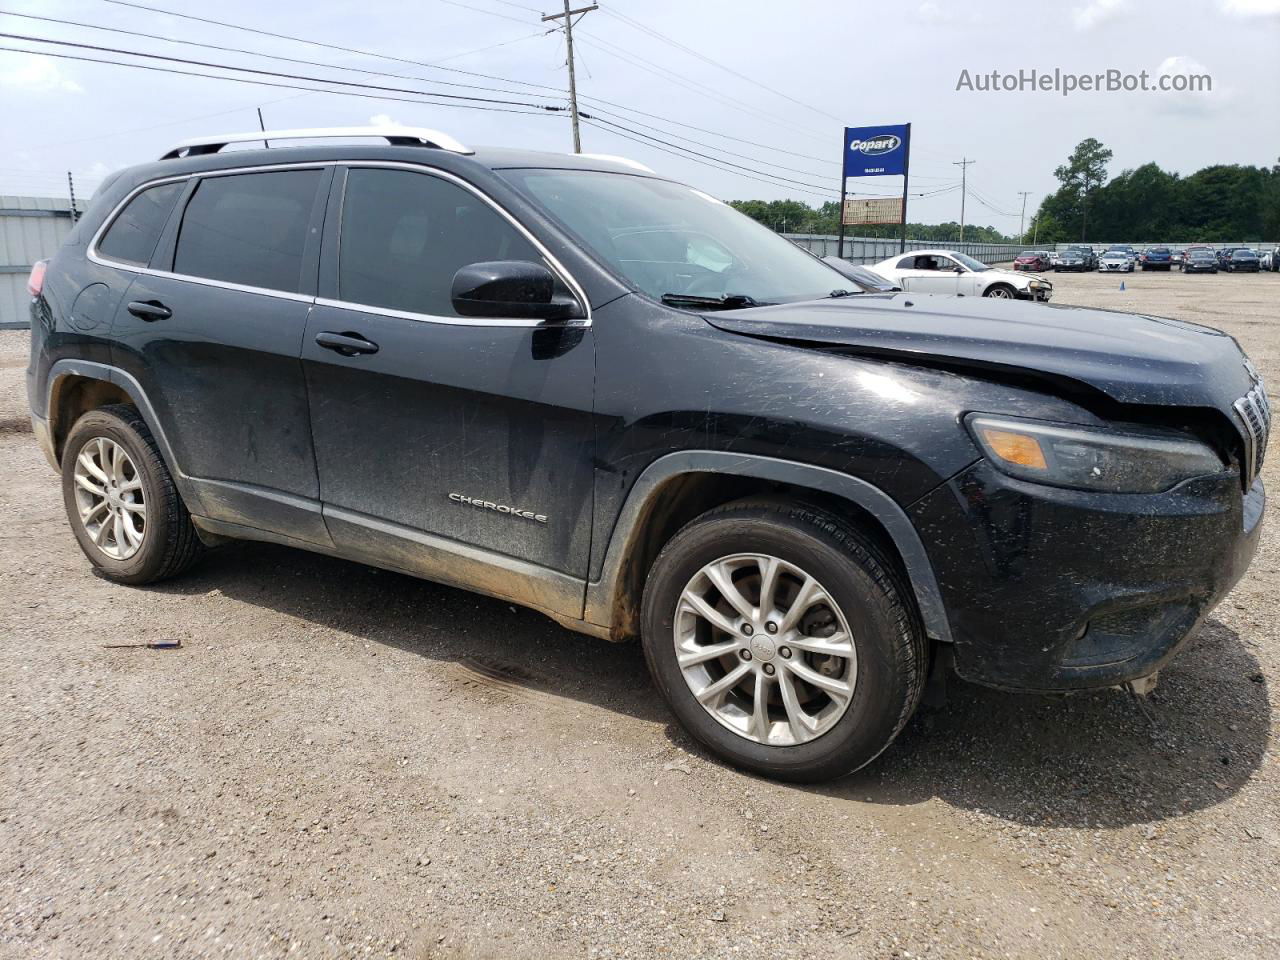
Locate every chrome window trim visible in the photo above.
<box><xmin>86</xmin><ymin>160</ymin><xmax>592</xmax><ymax>327</ymax></box>
<box><xmin>329</xmin><ymin>161</ymin><xmax>590</xmax><ymax>328</ymax></box>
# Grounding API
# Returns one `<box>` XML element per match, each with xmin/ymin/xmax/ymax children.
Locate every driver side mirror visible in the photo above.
<box><xmin>953</xmin><ymin>265</ymin><xmax>965</xmax><ymax>273</ymax></box>
<box><xmin>451</xmin><ymin>260</ymin><xmax>584</xmax><ymax>322</ymax></box>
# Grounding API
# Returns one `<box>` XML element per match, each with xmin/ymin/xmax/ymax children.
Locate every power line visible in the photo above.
<box><xmin>0</xmin><ymin>42</ymin><xmax>842</xmax><ymax>202</ymax></box>
<box><xmin>578</xmin><ymin>119</ymin><xmax>837</xmax><ymax>200</ymax></box>
<box><xmin>575</xmin><ymin>32</ymin><xmax>827</xmax><ymax>144</ymax></box>
<box><xmin>0</xmin><ymin>9</ymin><xmax>553</xmax><ymax>102</ymax></box>
<box><xmin>599</xmin><ymin>6</ymin><xmax>843</xmax><ymax>125</ymax></box>
<box><xmin>82</xmin><ymin>0</ymin><xmax>857</xmax><ymax>179</ymax></box>
<box><xmin>0</xmin><ymin>45</ymin><xmax>566</xmax><ymax>118</ymax></box>
<box><xmin>0</xmin><ymin>32</ymin><xmax>566</xmax><ymax>111</ymax></box>
<box><xmin>93</xmin><ymin>0</ymin><xmax>569</xmax><ymax>95</ymax></box>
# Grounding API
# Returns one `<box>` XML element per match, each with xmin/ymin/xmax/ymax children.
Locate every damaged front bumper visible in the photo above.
<box><xmin>909</xmin><ymin>461</ymin><xmax>1264</xmax><ymax>692</ymax></box>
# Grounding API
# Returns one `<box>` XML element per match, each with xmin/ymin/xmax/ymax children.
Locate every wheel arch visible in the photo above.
<box><xmin>584</xmin><ymin>451</ymin><xmax>952</xmax><ymax>646</ymax></box>
<box><xmin>46</xmin><ymin>360</ymin><xmax>182</xmax><ymax>477</ymax></box>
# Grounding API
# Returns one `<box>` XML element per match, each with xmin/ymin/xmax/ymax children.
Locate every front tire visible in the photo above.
<box><xmin>640</xmin><ymin>500</ymin><xmax>927</xmax><ymax>782</ymax></box>
<box><xmin>61</xmin><ymin>404</ymin><xmax>203</xmax><ymax>585</ymax></box>
<box><xmin>983</xmin><ymin>283</ymin><xmax>1017</xmax><ymax>299</ymax></box>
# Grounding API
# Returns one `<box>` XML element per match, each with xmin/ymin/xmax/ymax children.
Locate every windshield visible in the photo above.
<box><xmin>499</xmin><ymin>169</ymin><xmax>845</xmax><ymax>305</ymax></box>
<box><xmin>951</xmin><ymin>252</ymin><xmax>991</xmax><ymax>272</ymax></box>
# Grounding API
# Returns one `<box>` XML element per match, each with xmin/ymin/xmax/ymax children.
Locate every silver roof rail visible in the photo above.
<box><xmin>576</xmin><ymin>153</ymin><xmax>654</xmax><ymax>173</ymax></box>
<box><xmin>159</xmin><ymin>125</ymin><xmax>474</xmax><ymax>160</ymax></box>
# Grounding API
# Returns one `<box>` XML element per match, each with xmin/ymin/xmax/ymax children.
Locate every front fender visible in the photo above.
<box><xmin>582</xmin><ymin>450</ymin><xmax>955</xmax><ymax>644</ymax></box>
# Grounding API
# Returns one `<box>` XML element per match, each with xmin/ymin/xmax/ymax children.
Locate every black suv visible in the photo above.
<box><xmin>25</xmin><ymin>127</ymin><xmax>1269</xmax><ymax>782</ymax></box>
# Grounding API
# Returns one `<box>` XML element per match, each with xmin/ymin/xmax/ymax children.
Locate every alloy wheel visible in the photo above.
<box><xmin>674</xmin><ymin>553</ymin><xmax>857</xmax><ymax>746</ymax></box>
<box><xmin>72</xmin><ymin>436</ymin><xmax>146</xmax><ymax>560</ymax></box>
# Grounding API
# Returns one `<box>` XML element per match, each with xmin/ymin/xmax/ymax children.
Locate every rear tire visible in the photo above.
<box><xmin>640</xmin><ymin>499</ymin><xmax>927</xmax><ymax>782</ymax></box>
<box><xmin>61</xmin><ymin>404</ymin><xmax>203</xmax><ymax>585</ymax></box>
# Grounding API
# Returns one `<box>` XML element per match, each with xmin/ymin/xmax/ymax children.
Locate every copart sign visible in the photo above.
<box><xmin>843</xmin><ymin>124</ymin><xmax>910</xmax><ymax>177</ymax></box>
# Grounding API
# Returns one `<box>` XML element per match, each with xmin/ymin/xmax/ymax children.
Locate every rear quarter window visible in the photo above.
<box><xmin>96</xmin><ymin>181</ymin><xmax>184</xmax><ymax>267</ymax></box>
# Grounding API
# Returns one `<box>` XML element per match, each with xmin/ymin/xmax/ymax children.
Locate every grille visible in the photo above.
<box><xmin>1234</xmin><ymin>379</ymin><xmax>1271</xmax><ymax>487</ymax></box>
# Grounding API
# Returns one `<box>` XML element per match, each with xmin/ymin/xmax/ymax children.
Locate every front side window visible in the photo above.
<box><xmin>501</xmin><ymin>169</ymin><xmax>844</xmax><ymax>306</ymax></box>
<box><xmin>337</xmin><ymin>168</ymin><xmax>543</xmax><ymax>317</ymax></box>
<box><xmin>174</xmin><ymin>170</ymin><xmax>320</xmax><ymax>292</ymax></box>
<box><xmin>96</xmin><ymin>181</ymin><xmax>184</xmax><ymax>267</ymax></box>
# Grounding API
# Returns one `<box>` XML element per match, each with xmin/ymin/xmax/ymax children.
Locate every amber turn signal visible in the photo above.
<box><xmin>978</xmin><ymin>427</ymin><xmax>1048</xmax><ymax>470</ymax></box>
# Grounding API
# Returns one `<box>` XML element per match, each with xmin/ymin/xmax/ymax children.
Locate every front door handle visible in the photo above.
<box><xmin>315</xmin><ymin>331</ymin><xmax>380</xmax><ymax>357</ymax></box>
<box><xmin>126</xmin><ymin>300</ymin><xmax>172</xmax><ymax>322</ymax></box>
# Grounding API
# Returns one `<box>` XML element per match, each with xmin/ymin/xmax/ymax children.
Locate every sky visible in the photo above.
<box><xmin>1</xmin><ymin>0</ymin><xmax>1277</xmax><ymax>237</ymax></box>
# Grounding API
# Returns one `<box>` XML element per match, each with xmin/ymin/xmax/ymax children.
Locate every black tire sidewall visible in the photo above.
<box><xmin>61</xmin><ymin>410</ymin><xmax>171</xmax><ymax>582</ymax></box>
<box><xmin>641</xmin><ymin>510</ymin><xmax>917</xmax><ymax>781</ymax></box>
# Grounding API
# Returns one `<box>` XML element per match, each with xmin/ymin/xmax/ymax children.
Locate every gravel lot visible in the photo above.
<box><xmin>2</xmin><ymin>270</ymin><xmax>1278</xmax><ymax>959</ymax></box>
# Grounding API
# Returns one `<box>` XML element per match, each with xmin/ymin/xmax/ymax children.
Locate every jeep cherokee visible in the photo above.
<box><xmin>25</xmin><ymin>127</ymin><xmax>1268</xmax><ymax>782</ymax></box>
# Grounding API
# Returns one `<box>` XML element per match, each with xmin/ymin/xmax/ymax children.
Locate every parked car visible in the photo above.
<box><xmin>1270</xmin><ymin>247</ymin><xmax>1279</xmax><ymax>272</ymax></box>
<box><xmin>25</xmin><ymin>126</ymin><xmax>1268</xmax><ymax>783</ymax></box>
<box><xmin>1216</xmin><ymin>247</ymin><xmax>1239</xmax><ymax>269</ymax></box>
<box><xmin>1048</xmin><ymin>249</ymin><xmax>1065</xmax><ymax>270</ymax></box>
<box><xmin>1105</xmin><ymin>244</ymin><xmax>1139</xmax><ymax>266</ymax></box>
<box><xmin>1261</xmin><ymin>249</ymin><xmax>1274</xmax><ymax>270</ymax></box>
<box><xmin>871</xmin><ymin>249</ymin><xmax>1052</xmax><ymax>300</ymax></box>
<box><xmin>1140</xmin><ymin>247</ymin><xmax>1174</xmax><ymax>271</ymax></box>
<box><xmin>1182</xmin><ymin>249</ymin><xmax>1219</xmax><ymax>274</ymax></box>
<box><xmin>1055</xmin><ymin>248</ymin><xmax>1089</xmax><ymax>272</ymax></box>
<box><xmin>1061</xmin><ymin>245</ymin><xmax>1097</xmax><ymax>270</ymax></box>
<box><xmin>1225</xmin><ymin>248</ymin><xmax>1261</xmax><ymax>273</ymax></box>
<box><xmin>1098</xmin><ymin>249</ymin><xmax>1135</xmax><ymax>273</ymax></box>
<box><xmin>1170</xmin><ymin>249</ymin><xmax>1185</xmax><ymax>268</ymax></box>
<box><xmin>1013</xmin><ymin>250</ymin><xmax>1052</xmax><ymax>272</ymax></box>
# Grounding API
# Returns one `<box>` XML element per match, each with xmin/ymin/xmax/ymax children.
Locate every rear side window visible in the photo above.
<box><xmin>96</xmin><ymin>181</ymin><xmax>184</xmax><ymax>267</ymax></box>
<box><xmin>337</xmin><ymin>167</ymin><xmax>542</xmax><ymax>317</ymax></box>
<box><xmin>174</xmin><ymin>170</ymin><xmax>320</xmax><ymax>292</ymax></box>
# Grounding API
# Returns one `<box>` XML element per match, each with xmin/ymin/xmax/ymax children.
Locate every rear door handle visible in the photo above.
<box><xmin>315</xmin><ymin>331</ymin><xmax>379</xmax><ymax>357</ymax></box>
<box><xmin>126</xmin><ymin>300</ymin><xmax>172</xmax><ymax>322</ymax></box>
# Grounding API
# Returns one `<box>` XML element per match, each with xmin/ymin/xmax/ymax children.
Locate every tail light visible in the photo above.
<box><xmin>27</xmin><ymin>259</ymin><xmax>49</xmax><ymax>297</ymax></box>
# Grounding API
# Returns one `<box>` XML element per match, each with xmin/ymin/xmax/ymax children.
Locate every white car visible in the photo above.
<box><xmin>871</xmin><ymin>249</ymin><xmax>1052</xmax><ymax>301</ymax></box>
<box><xmin>1099</xmin><ymin>250</ymin><xmax>1135</xmax><ymax>272</ymax></box>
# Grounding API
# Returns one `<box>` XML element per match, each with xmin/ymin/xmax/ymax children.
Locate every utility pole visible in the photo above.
<box><xmin>953</xmin><ymin>157</ymin><xmax>975</xmax><ymax>243</ymax></box>
<box><xmin>1017</xmin><ymin>191</ymin><xmax>1031</xmax><ymax>244</ymax></box>
<box><xmin>542</xmin><ymin>2</ymin><xmax>598</xmax><ymax>153</ymax></box>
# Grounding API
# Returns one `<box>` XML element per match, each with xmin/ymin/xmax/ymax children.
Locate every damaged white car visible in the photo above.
<box><xmin>872</xmin><ymin>249</ymin><xmax>1052</xmax><ymax>301</ymax></box>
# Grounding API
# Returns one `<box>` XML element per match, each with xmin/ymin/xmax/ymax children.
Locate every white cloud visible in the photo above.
<box><xmin>368</xmin><ymin>113</ymin><xmax>400</xmax><ymax>127</ymax></box>
<box><xmin>0</xmin><ymin>55</ymin><xmax>82</xmax><ymax>94</ymax></box>
<box><xmin>1152</xmin><ymin>56</ymin><xmax>1225</xmax><ymax>115</ymax></box>
<box><xmin>917</xmin><ymin>1</ymin><xmax>954</xmax><ymax>23</ymax></box>
<box><xmin>1073</xmin><ymin>0</ymin><xmax>1129</xmax><ymax>30</ymax></box>
<box><xmin>1218</xmin><ymin>0</ymin><xmax>1280</xmax><ymax>15</ymax></box>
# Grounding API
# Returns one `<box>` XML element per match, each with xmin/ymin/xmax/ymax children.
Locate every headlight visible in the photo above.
<box><xmin>966</xmin><ymin>414</ymin><xmax>1225</xmax><ymax>493</ymax></box>
<box><xmin>1028</xmin><ymin>280</ymin><xmax>1044</xmax><ymax>289</ymax></box>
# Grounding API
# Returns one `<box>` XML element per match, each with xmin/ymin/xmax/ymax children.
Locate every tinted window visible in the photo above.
<box><xmin>97</xmin><ymin>181</ymin><xmax>184</xmax><ymax>266</ymax></box>
<box><xmin>174</xmin><ymin>170</ymin><xmax>320</xmax><ymax>292</ymax></box>
<box><xmin>338</xmin><ymin>168</ymin><xmax>542</xmax><ymax>317</ymax></box>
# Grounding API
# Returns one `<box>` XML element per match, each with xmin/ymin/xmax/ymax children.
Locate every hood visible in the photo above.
<box><xmin>705</xmin><ymin>293</ymin><xmax>1255</xmax><ymax>412</ymax></box>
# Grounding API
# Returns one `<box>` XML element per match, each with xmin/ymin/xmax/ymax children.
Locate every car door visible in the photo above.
<box><xmin>107</xmin><ymin>166</ymin><xmax>332</xmax><ymax>543</ymax></box>
<box><xmin>301</xmin><ymin>164</ymin><xmax>596</xmax><ymax>596</ymax></box>
<box><xmin>907</xmin><ymin>255</ymin><xmax>963</xmax><ymax>295</ymax></box>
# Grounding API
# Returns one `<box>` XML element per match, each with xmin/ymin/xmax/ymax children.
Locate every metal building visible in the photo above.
<box><xmin>1</xmin><ymin>195</ymin><xmax>77</xmax><ymax>330</ymax></box>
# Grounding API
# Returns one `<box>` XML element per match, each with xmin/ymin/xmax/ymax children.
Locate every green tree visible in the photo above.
<box><xmin>1052</xmin><ymin>138</ymin><xmax>1113</xmax><ymax>240</ymax></box>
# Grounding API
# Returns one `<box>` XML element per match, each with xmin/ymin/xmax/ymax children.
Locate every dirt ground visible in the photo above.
<box><xmin>2</xmin><ymin>270</ymin><xmax>1279</xmax><ymax>959</ymax></box>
